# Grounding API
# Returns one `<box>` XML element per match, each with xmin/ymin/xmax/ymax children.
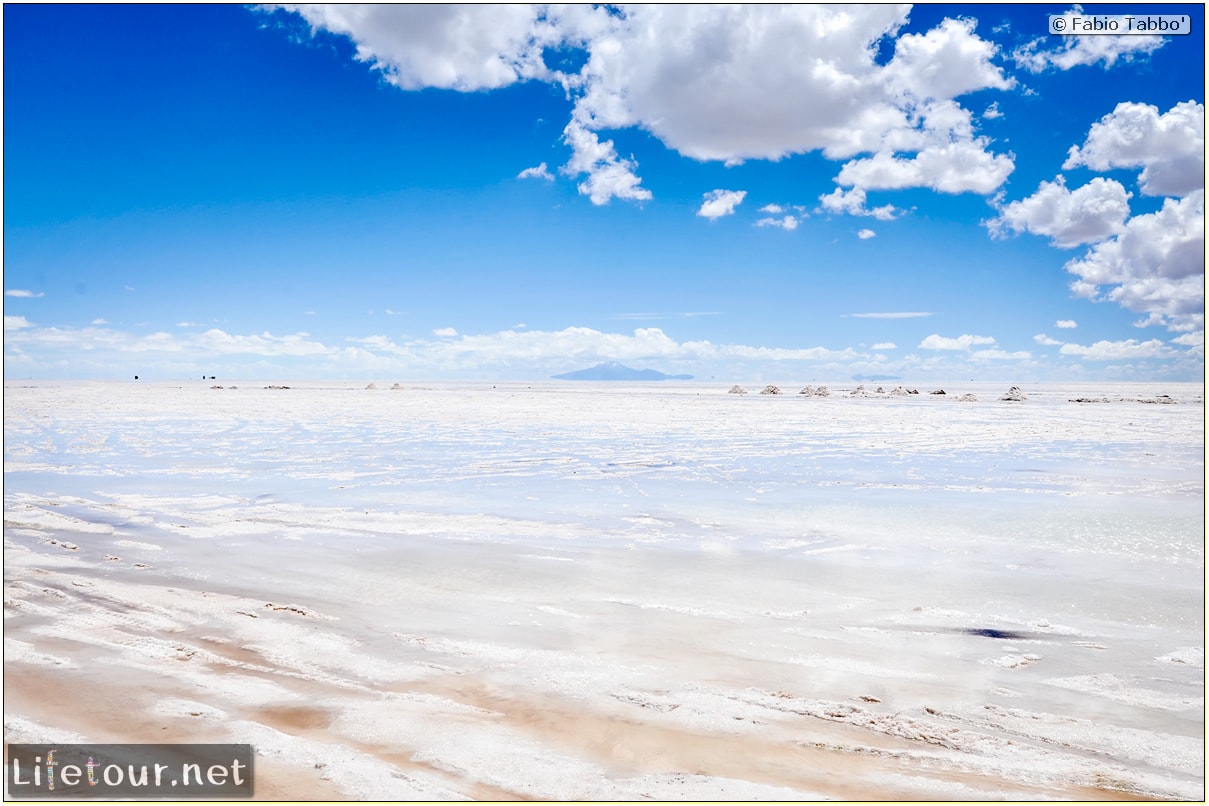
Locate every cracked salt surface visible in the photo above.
<box><xmin>4</xmin><ymin>379</ymin><xmax>1203</xmax><ymax>800</ymax></box>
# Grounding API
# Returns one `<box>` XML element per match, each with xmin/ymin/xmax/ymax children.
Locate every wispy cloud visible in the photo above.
<box><xmin>612</xmin><ymin>312</ymin><xmax>722</xmax><ymax>320</ymax></box>
<box><xmin>846</xmin><ymin>312</ymin><xmax>934</xmax><ymax>319</ymax></box>
<box><xmin>5</xmin><ymin>289</ymin><xmax>44</xmax><ymax>298</ymax></box>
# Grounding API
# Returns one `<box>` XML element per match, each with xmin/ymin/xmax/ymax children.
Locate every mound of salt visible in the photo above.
<box><xmin>799</xmin><ymin>385</ymin><xmax>814</xmax><ymax>395</ymax></box>
<box><xmin>1001</xmin><ymin>386</ymin><xmax>1027</xmax><ymax>401</ymax></box>
<box><xmin>366</xmin><ymin>383</ymin><xmax>379</xmax><ymax>390</ymax></box>
<box><xmin>814</xmin><ymin>386</ymin><xmax>830</xmax><ymax>397</ymax></box>
<box><xmin>391</xmin><ymin>383</ymin><xmax>404</xmax><ymax>390</ymax></box>
<box><xmin>890</xmin><ymin>386</ymin><xmax>910</xmax><ymax>396</ymax></box>
<box><xmin>959</xmin><ymin>393</ymin><xmax>978</xmax><ymax>402</ymax></box>
<box><xmin>760</xmin><ymin>385</ymin><xmax>781</xmax><ymax>395</ymax></box>
<box><xmin>728</xmin><ymin>385</ymin><xmax>747</xmax><ymax>394</ymax></box>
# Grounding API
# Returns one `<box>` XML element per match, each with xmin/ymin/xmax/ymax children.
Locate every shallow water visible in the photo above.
<box><xmin>4</xmin><ymin>380</ymin><xmax>1204</xmax><ymax>799</ymax></box>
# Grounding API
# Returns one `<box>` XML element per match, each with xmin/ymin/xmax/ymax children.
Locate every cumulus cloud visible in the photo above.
<box><xmin>988</xmin><ymin>175</ymin><xmax>1132</xmax><ymax>247</ymax></box>
<box><xmin>517</xmin><ymin>162</ymin><xmax>554</xmax><ymax>181</ymax></box>
<box><xmin>275</xmin><ymin>4</ymin><xmax>554</xmax><ymax>91</ymax></box>
<box><xmin>1013</xmin><ymin>10</ymin><xmax>1165</xmax><ymax>73</ymax></box>
<box><xmin>973</xmin><ymin>348</ymin><xmax>1031</xmax><ymax>360</ymax></box>
<box><xmin>872</xmin><ymin>342</ymin><xmax>897</xmax><ymax>350</ymax></box>
<box><xmin>5</xmin><ymin>315</ymin><xmax>33</xmax><ymax>330</ymax></box>
<box><xmin>837</xmin><ymin>139</ymin><xmax>1014</xmax><ymax>194</ymax></box>
<box><xmin>562</xmin><ymin>119</ymin><xmax>652</xmax><ymax>205</ymax></box>
<box><xmin>759</xmin><ymin>204</ymin><xmax>784</xmax><ymax>214</ymax></box>
<box><xmin>755</xmin><ymin>215</ymin><xmax>798</xmax><ymax>231</ymax></box>
<box><xmin>5</xmin><ymin>289</ymin><xmax>44</xmax><ymax>298</ymax></box>
<box><xmin>1063</xmin><ymin>101</ymin><xmax>1205</xmax><ymax>197</ymax></box>
<box><xmin>271</xmin><ymin>5</ymin><xmax>1019</xmax><ymax>205</ymax></box>
<box><xmin>818</xmin><ymin>187</ymin><xmax>901</xmax><ymax>220</ymax></box>
<box><xmin>1058</xmin><ymin>338</ymin><xmax>1175</xmax><ymax>360</ymax></box>
<box><xmin>1056</xmin><ymin>319</ymin><xmax>1078</xmax><ymax>328</ymax></box>
<box><xmin>433</xmin><ymin>327</ymin><xmax>458</xmax><ymax>337</ymax></box>
<box><xmin>1171</xmin><ymin>331</ymin><xmax>1204</xmax><ymax>355</ymax></box>
<box><xmin>919</xmin><ymin>333</ymin><xmax>997</xmax><ymax>350</ymax></box>
<box><xmin>697</xmin><ymin>189</ymin><xmax>747</xmax><ymax>220</ymax></box>
<box><xmin>1064</xmin><ymin>190</ymin><xmax>1205</xmax><ymax>331</ymax></box>
<box><xmin>983</xmin><ymin>101</ymin><xmax>1003</xmax><ymax>120</ymax></box>
<box><xmin>1034</xmin><ymin>333</ymin><xmax>1063</xmax><ymax>346</ymax></box>
<box><xmin>857</xmin><ymin>228</ymin><xmax>877</xmax><ymax>239</ymax></box>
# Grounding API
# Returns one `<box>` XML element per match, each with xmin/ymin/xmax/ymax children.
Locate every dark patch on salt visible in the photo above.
<box><xmin>963</xmin><ymin>627</ymin><xmax>1027</xmax><ymax>640</ymax></box>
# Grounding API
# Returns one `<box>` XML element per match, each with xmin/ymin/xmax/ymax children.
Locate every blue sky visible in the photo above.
<box><xmin>3</xmin><ymin>4</ymin><xmax>1204</xmax><ymax>381</ymax></box>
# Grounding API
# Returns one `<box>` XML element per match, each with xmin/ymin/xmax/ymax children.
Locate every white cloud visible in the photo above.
<box><xmin>91</xmin><ymin>318</ymin><xmax>110</xmax><ymax>325</ymax></box>
<box><xmin>973</xmin><ymin>348</ymin><xmax>1031</xmax><ymax>360</ymax></box>
<box><xmin>1064</xmin><ymin>190</ymin><xmax>1205</xmax><ymax>331</ymax></box>
<box><xmin>697</xmin><ymin>189</ymin><xmax>747</xmax><ymax>220</ymax></box>
<box><xmin>755</xmin><ymin>215</ymin><xmax>798</xmax><ymax>231</ymax></box>
<box><xmin>759</xmin><ymin>204</ymin><xmax>784</xmax><ymax>214</ymax></box>
<box><xmin>1013</xmin><ymin>10</ymin><xmax>1165</xmax><ymax>73</ymax></box>
<box><xmin>1058</xmin><ymin>338</ymin><xmax>1175</xmax><ymax>360</ymax></box>
<box><xmin>857</xmin><ymin>228</ymin><xmax>876</xmax><ymax>240</ymax></box>
<box><xmin>988</xmin><ymin>175</ymin><xmax>1132</xmax><ymax>247</ymax></box>
<box><xmin>275</xmin><ymin>5</ymin><xmax>1018</xmax><ymax>204</ymax></box>
<box><xmin>919</xmin><ymin>333</ymin><xmax>996</xmax><ymax>350</ymax></box>
<box><xmin>1055</xmin><ymin>320</ymin><xmax>1078</xmax><ymax>328</ymax></box>
<box><xmin>562</xmin><ymin>119</ymin><xmax>652</xmax><ymax>205</ymax></box>
<box><xmin>982</xmin><ymin>101</ymin><xmax>1003</xmax><ymax>120</ymax></box>
<box><xmin>5</xmin><ymin>289</ymin><xmax>44</xmax><ymax>298</ymax></box>
<box><xmin>1063</xmin><ymin>101</ymin><xmax>1205</xmax><ymax>197</ymax></box>
<box><xmin>275</xmin><ymin>4</ymin><xmax>554</xmax><ymax>91</ymax></box>
<box><xmin>1171</xmin><ymin>331</ymin><xmax>1205</xmax><ymax>355</ymax></box>
<box><xmin>818</xmin><ymin>187</ymin><xmax>901</xmax><ymax>220</ymax></box>
<box><xmin>837</xmin><ymin>139</ymin><xmax>1014</xmax><ymax>194</ymax></box>
<box><xmin>872</xmin><ymin>342</ymin><xmax>897</xmax><ymax>350</ymax></box>
<box><xmin>882</xmin><ymin>16</ymin><xmax>1015</xmax><ymax>100</ymax></box>
<box><xmin>847</xmin><ymin>311</ymin><xmax>933</xmax><ymax>319</ymax></box>
<box><xmin>5</xmin><ymin>315</ymin><xmax>33</xmax><ymax>330</ymax></box>
<box><xmin>433</xmin><ymin>327</ymin><xmax>458</xmax><ymax>337</ymax></box>
<box><xmin>1034</xmin><ymin>334</ymin><xmax>1063</xmax><ymax>346</ymax></box>
<box><xmin>517</xmin><ymin>162</ymin><xmax>554</xmax><ymax>181</ymax></box>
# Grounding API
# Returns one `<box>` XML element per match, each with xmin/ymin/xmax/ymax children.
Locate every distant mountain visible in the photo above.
<box><xmin>551</xmin><ymin>361</ymin><xmax>694</xmax><ymax>381</ymax></box>
<box><xmin>852</xmin><ymin>373</ymin><xmax>901</xmax><ymax>382</ymax></box>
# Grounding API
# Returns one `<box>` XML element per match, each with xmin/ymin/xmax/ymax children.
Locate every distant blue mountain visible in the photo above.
<box><xmin>552</xmin><ymin>361</ymin><xmax>694</xmax><ymax>381</ymax></box>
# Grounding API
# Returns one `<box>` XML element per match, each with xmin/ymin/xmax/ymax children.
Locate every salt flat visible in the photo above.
<box><xmin>3</xmin><ymin>379</ymin><xmax>1204</xmax><ymax>800</ymax></box>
